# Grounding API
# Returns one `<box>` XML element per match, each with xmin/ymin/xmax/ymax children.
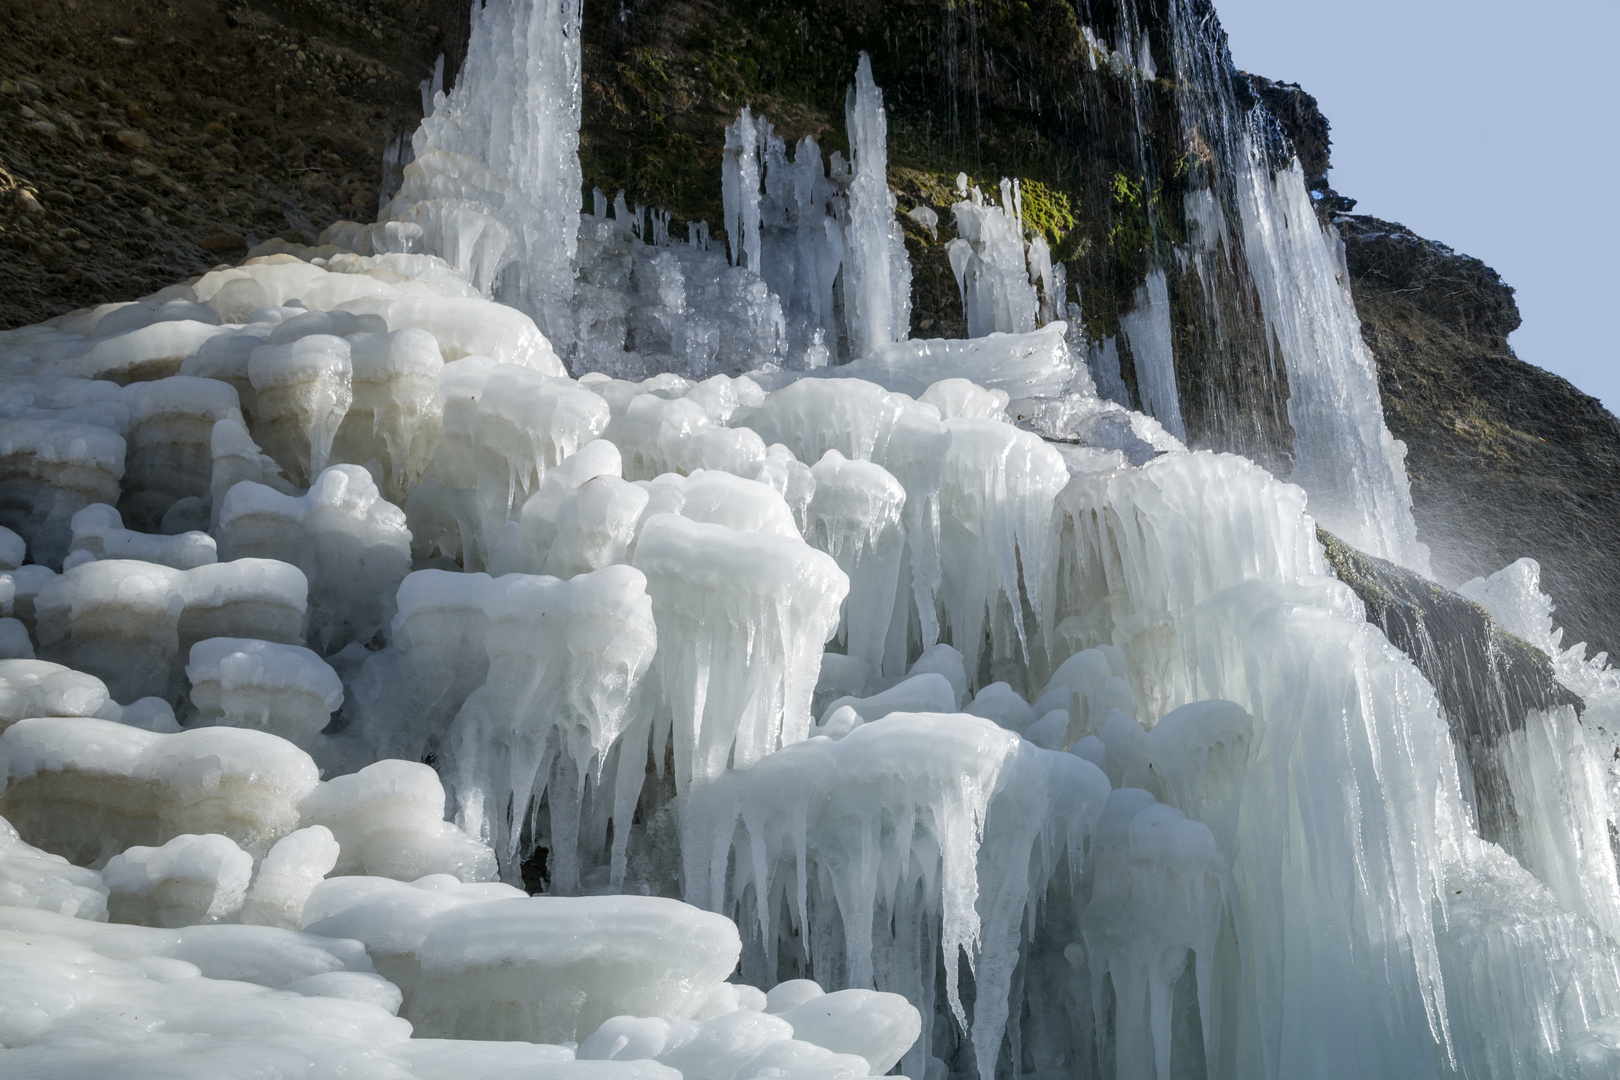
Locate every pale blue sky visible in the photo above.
<box><xmin>1214</xmin><ymin>0</ymin><xmax>1620</xmax><ymax>414</ymax></box>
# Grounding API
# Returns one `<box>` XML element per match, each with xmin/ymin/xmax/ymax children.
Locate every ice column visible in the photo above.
<box><xmin>842</xmin><ymin>54</ymin><xmax>912</xmax><ymax>357</ymax></box>
<box><xmin>403</xmin><ymin>0</ymin><xmax>583</xmax><ymax>345</ymax></box>
<box><xmin>1117</xmin><ymin>269</ymin><xmax>1184</xmax><ymax>441</ymax></box>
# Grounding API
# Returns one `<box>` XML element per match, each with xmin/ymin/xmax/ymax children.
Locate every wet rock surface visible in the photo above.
<box><xmin>1319</xmin><ymin>525</ymin><xmax>1582</xmax><ymax>846</ymax></box>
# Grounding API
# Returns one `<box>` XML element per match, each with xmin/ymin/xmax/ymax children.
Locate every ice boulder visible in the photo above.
<box><xmin>102</xmin><ymin>831</ymin><xmax>255</xmax><ymax>927</ymax></box>
<box><xmin>186</xmin><ymin>637</ymin><xmax>345</xmax><ymax>749</ymax></box>
<box><xmin>0</xmin><ymin>716</ymin><xmax>320</xmax><ymax>865</ymax></box>
<box><xmin>300</xmin><ymin>760</ymin><xmax>497</xmax><ymax>883</ymax></box>
<box><xmin>301</xmin><ymin>873</ymin><xmax>527</xmax><ymax>1005</ymax></box>
<box><xmin>406</xmin><ymin>895</ymin><xmax>743</xmax><ymax>1043</ymax></box>
<box><xmin>0</xmin><ymin>658</ymin><xmax>113</xmax><ymax>732</ymax></box>
<box><xmin>68</xmin><ymin>502</ymin><xmax>217</xmax><ymax>569</ymax></box>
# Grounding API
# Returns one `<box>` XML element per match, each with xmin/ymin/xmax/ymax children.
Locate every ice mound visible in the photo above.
<box><xmin>0</xmin><ymin>716</ymin><xmax>319</xmax><ymax>865</ymax></box>
<box><xmin>217</xmin><ymin>465</ymin><xmax>410</xmax><ymax>650</ymax></box>
<box><xmin>103</xmin><ymin>831</ymin><xmax>255</xmax><ymax>927</ymax></box>
<box><xmin>67</xmin><ymin>501</ymin><xmax>217</xmax><ymax>569</ymax></box>
<box><xmin>186</xmin><ymin>637</ymin><xmax>344</xmax><ymax>748</ymax></box>
<box><xmin>0</xmin><ymin>813</ymin><xmax>108</xmax><ymax>919</ymax></box>
<box><xmin>301</xmin><ymin>760</ymin><xmax>497</xmax><ymax>883</ymax></box>
<box><xmin>35</xmin><ymin>557</ymin><xmax>309</xmax><ymax>701</ymax></box>
<box><xmin>0</xmin><ymin>416</ymin><xmax>125</xmax><ymax>566</ymax></box>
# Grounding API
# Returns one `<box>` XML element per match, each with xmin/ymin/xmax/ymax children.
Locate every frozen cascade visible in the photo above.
<box><xmin>1230</xmin><ymin>142</ymin><xmax>1427</xmax><ymax>572</ymax></box>
<box><xmin>389</xmin><ymin>0</ymin><xmax>583</xmax><ymax>346</ymax></box>
<box><xmin>5</xmin><ymin>0</ymin><xmax>1620</xmax><ymax>1076</ymax></box>
<box><xmin>1116</xmin><ymin>270</ymin><xmax>1184</xmax><ymax>442</ymax></box>
<box><xmin>1161</xmin><ymin>0</ymin><xmax>1426</xmax><ymax>572</ymax></box>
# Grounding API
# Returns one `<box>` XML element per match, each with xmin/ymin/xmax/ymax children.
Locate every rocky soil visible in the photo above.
<box><xmin>0</xmin><ymin>0</ymin><xmax>456</xmax><ymax>329</ymax></box>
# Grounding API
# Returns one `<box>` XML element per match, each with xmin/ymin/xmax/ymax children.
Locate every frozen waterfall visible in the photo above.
<box><xmin>0</xmin><ymin>0</ymin><xmax>1616</xmax><ymax>1078</ymax></box>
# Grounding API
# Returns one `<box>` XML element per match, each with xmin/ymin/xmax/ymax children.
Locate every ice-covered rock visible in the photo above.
<box><xmin>0</xmin><ymin>716</ymin><xmax>319</xmax><ymax>865</ymax></box>
<box><xmin>103</xmin><ymin>831</ymin><xmax>255</xmax><ymax>927</ymax></box>
<box><xmin>186</xmin><ymin>637</ymin><xmax>344</xmax><ymax>748</ymax></box>
<box><xmin>217</xmin><ymin>466</ymin><xmax>410</xmax><ymax>650</ymax></box>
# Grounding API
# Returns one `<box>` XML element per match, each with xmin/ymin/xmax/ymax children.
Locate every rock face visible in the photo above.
<box><xmin>1346</xmin><ymin>219</ymin><xmax>1620</xmax><ymax>661</ymax></box>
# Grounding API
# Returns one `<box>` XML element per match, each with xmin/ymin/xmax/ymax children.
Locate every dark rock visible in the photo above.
<box><xmin>1341</xmin><ymin>215</ymin><xmax>1520</xmax><ymax>340</ymax></box>
<box><xmin>1318</xmin><ymin>525</ymin><xmax>1581</xmax><ymax>845</ymax></box>
<box><xmin>109</xmin><ymin>127</ymin><xmax>150</xmax><ymax>152</ymax></box>
<box><xmin>197</xmin><ymin>232</ymin><xmax>246</xmax><ymax>253</ymax></box>
<box><xmin>1343</xmin><ymin>213</ymin><xmax>1620</xmax><ymax>663</ymax></box>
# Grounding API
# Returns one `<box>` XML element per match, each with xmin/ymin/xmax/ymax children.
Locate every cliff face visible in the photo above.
<box><xmin>3</xmin><ymin>0</ymin><xmax>1614</xmax><ymax>656</ymax></box>
<box><xmin>1345</xmin><ymin>217</ymin><xmax>1620</xmax><ymax>660</ymax></box>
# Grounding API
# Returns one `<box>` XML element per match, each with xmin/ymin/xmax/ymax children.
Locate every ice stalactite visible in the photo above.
<box><xmin>447</xmin><ymin>565</ymin><xmax>658</xmax><ymax>890</ymax></box>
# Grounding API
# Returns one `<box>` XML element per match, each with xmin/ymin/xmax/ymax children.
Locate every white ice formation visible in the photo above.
<box><xmin>0</xmin><ymin>2</ymin><xmax>1617</xmax><ymax>1078</ymax></box>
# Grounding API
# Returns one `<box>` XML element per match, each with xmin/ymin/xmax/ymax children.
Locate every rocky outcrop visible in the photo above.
<box><xmin>1319</xmin><ymin>526</ymin><xmax>1582</xmax><ymax>845</ymax></box>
